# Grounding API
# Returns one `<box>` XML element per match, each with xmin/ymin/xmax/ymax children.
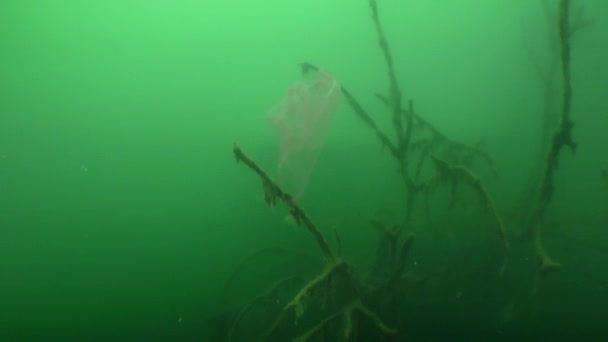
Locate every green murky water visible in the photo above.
<box><xmin>1</xmin><ymin>1</ymin><xmax>607</xmax><ymax>340</ymax></box>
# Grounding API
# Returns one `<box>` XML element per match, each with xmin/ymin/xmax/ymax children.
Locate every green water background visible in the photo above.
<box><xmin>1</xmin><ymin>0</ymin><xmax>607</xmax><ymax>340</ymax></box>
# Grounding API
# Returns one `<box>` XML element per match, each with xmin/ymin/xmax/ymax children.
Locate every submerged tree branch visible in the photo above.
<box><xmin>233</xmin><ymin>143</ymin><xmax>335</xmax><ymax>262</ymax></box>
<box><xmin>528</xmin><ymin>0</ymin><xmax>577</xmax><ymax>275</ymax></box>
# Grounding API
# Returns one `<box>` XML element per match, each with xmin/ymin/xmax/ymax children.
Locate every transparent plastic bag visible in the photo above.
<box><xmin>267</xmin><ymin>69</ymin><xmax>342</xmax><ymax>200</ymax></box>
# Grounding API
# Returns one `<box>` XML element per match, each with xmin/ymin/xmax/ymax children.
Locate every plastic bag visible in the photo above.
<box><xmin>267</xmin><ymin>69</ymin><xmax>342</xmax><ymax>201</ymax></box>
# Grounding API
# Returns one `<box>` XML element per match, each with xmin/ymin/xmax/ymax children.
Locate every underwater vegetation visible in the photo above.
<box><xmin>210</xmin><ymin>0</ymin><xmax>603</xmax><ymax>340</ymax></box>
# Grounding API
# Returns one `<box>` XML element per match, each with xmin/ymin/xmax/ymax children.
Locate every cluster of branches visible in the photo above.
<box><xmin>222</xmin><ymin>0</ymin><xmax>586</xmax><ymax>340</ymax></box>
<box><xmin>301</xmin><ymin>0</ymin><xmax>507</xmax><ymax>258</ymax></box>
<box><xmin>231</xmin><ymin>143</ymin><xmax>404</xmax><ymax>340</ymax></box>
